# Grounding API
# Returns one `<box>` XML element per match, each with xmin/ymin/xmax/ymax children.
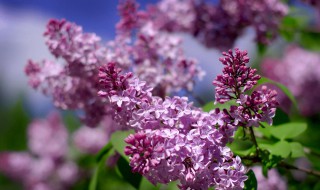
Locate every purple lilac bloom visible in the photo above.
<box><xmin>213</xmin><ymin>49</ymin><xmax>278</xmax><ymax>127</ymax></box>
<box><xmin>73</xmin><ymin>116</ymin><xmax>115</xmax><ymax>154</ymax></box>
<box><xmin>301</xmin><ymin>0</ymin><xmax>320</xmax><ymax>10</ymax></box>
<box><xmin>0</xmin><ymin>112</ymin><xmax>79</xmax><ymax>190</ymax></box>
<box><xmin>252</xmin><ymin>166</ymin><xmax>287</xmax><ymax>190</ymax></box>
<box><xmin>147</xmin><ymin>0</ymin><xmax>288</xmax><ymax>50</ymax></box>
<box><xmin>26</xmin><ymin>10</ymin><xmax>203</xmax><ymax>126</ymax></box>
<box><xmin>213</xmin><ymin>48</ymin><xmax>260</xmax><ymax>103</ymax></box>
<box><xmin>28</xmin><ymin>112</ymin><xmax>68</xmax><ymax>158</ymax></box>
<box><xmin>98</xmin><ymin>62</ymin><xmax>248</xmax><ymax>189</ymax></box>
<box><xmin>116</xmin><ymin>0</ymin><xmax>204</xmax><ymax>97</ymax></box>
<box><xmin>25</xmin><ymin>19</ymin><xmax>112</xmax><ymax>127</ymax></box>
<box><xmin>262</xmin><ymin>45</ymin><xmax>320</xmax><ymax>116</ymax></box>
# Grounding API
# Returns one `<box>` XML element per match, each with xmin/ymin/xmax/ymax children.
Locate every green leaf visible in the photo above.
<box><xmin>257</xmin><ymin>43</ymin><xmax>267</xmax><ymax>56</ymax></box>
<box><xmin>202</xmin><ymin>100</ymin><xmax>237</xmax><ymax>112</ymax></box>
<box><xmin>256</xmin><ymin>77</ymin><xmax>299</xmax><ymax>114</ymax></box>
<box><xmin>89</xmin><ymin>166</ymin><xmax>99</xmax><ymax>190</ymax></box>
<box><xmin>299</xmin><ymin>30</ymin><xmax>320</xmax><ymax>51</ymax></box>
<box><xmin>272</xmin><ymin>109</ymin><xmax>290</xmax><ymax>126</ymax></box>
<box><xmin>255</xmin><ymin>122</ymin><xmax>272</xmax><ymax>138</ymax></box>
<box><xmin>279</xmin><ymin>16</ymin><xmax>302</xmax><ymax>42</ymax></box>
<box><xmin>139</xmin><ymin>178</ymin><xmax>160</xmax><ymax>190</ymax></box>
<box><xmin>89</xmin><ymin>147</ymin><xmax>115</xmax><ymax>190</ymax></box>
<box><xmin>260</xmin><ymin>150</ymin><xmax>282</xmax><ymax>177</ymax></box>
<box><xmin>117</xmin><ymin>156</ymin><xmax>142</xmax><ymax>189</ymax></box>
<box><xmin>233</xmin><ymin>146</ymin><xmax>255</xmax><ymax>156</ymax></box>
<box><xmin>260</xmin><ymin>141</ymin><xmax>291</xmax><ymax>158</ymax></box>
<box><xmin>0</xmin><ymin>98</ymin><xmax>29</xmax><ymax>151</ymax></box>
<box><xmin>244</xmin><ymin>170</ymin><xmax>257</xmax><ymax>190</ymax></box>
<box><xmin>110</xmin><ymin>130</ymin><xmax>134</xmax><ymax>162</ymax></box>
<box><xmin>289</xmin><ymin>142</ymin><xmax>305</xmax><ymax>158</ymax></box>
<box><xmin>96</xmin><ymin>142</ymin><xmax>112</xmax><ymax>163</ymax></box>
<box><xmin>269</xmin><ymin>122</ymin><xmax>307</xmax><ymax>140</ymax></box>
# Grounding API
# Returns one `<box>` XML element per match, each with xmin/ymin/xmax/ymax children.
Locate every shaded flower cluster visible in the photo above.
<box><xmin>72</xmin><ymin>116</ymin><xmax>113</xmax><ymax>154</ymax></box>
<box><xmin>0</xmin><ymin>113</ymin><xmax>78</xmax><ymax>190</ymax></box>
<box><xmin>213</xmin><ymin>49</ymin><xmax>278</xmax><ymax>127</ymax></box>
<box><xmin>98</xmin><ymin>62</ymin><xmax>248</xmax><ymax>189</ymax></box>
<box><xmin>252</xmin><ymin>166</ymin><xmax>287</xmax><ymax>190</ymax></box>
<box><xmin>262</xmin><ymin>45</ymin><xmax>320</xmax><ymax>116</ymax></box>
<box><xmin>301</xmin><ymin>0</ymin><xmax>320</xmax><ymax>10</ymax></box>
<box><xmin>147</xmin><ymin>0</ymin><xmax>288</xmax><ymax>50</ymax></box>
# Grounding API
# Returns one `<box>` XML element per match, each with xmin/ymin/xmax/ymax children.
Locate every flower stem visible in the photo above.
<box><xmin>249</xmin><ymin>126</ymin><xmax>259</xmax><ymax>155</ymax></box>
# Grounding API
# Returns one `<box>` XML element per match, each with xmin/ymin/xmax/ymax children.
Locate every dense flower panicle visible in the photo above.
<box><xmin>0</xmin><ymin>113</ymin><xmax>79</xmax><ymax>190</ymax></box>
<box><xmin>132</xmin><ymin>22</ymin><xmax>204</xmax><ymax>95</ymax></box>
<box><xmin>99</xmin><ymin>62</ymin><xmax>247</xmax><ymax>189</ymax></box>
<box><xmin>124</xmin><ymin>131</ymin><xmax>164</xmax><ymax>174</ymax></box>
<box><xmin>219</xmin><ymin>0</ymin><xmax>288</xmax><ymax>44</ymax></box>
<box><xmin>99</xmin><ymin>62</ymin><xmax>154</xmax><ymax>129</ymax></box>
<box><xmin>116</xmin><ymin>0</ymin><xmax>204</xmax><ymax>96</ymax></box>
<box><xmin>25</xmin><ymin>59</ymin><xmax>63</xmax><ymax>90</ymax></box>
<box><xmin>213</xmin><ymin>49</ymin><xmax>278</xmax><ymax>127</ymax></box>
<box><xmin>28</xmin><ymin>112</ymin><xmax>68</xmax><ymax>158</ymax></box>
<box><xmin>116</xmin><ymin>0</ymin><xmax>148</xmax><ymax>35</ymax></box>
<box><xmin>27</xmin><ymin>19</ymin><xmax>127</xmax><ymax>127</ymax></box>
<box><xmin>25</xmin><ymin>59</ymin><xmax>105</xmax><ymax>127</ymax></box>
<box><xmin>301</xmin><ymin>0</ymin><xmax>320</xmax><ymax>10</ymax></box>
<box><xmin>45</xmin><ymin>19</ymin><xmax>108</xmax><ymax>66</ymax></box>
<box><xmin>73</xmin><ymin>126</ymin><xmax>109</xmax><ymax>154</ymax></box>
<box><xmin>252</xmin><ymin>166</ymin><xmax>287</xmax><ymax>190</ymax></box>
<box><xmin>124</xmin><ymin>129</ymin><xmax>247</xmax><ymax>189</ymax></box>
<box><xmin>191</xmin><ymin>1</ymin><xmax>241</xmax><ymax>50</ymax></box>
<box><xmin>230</xmin><ymin>86</ymin><xmax>278</xmax><ymax>127</ymax></box>
<box><xmin>148</xmin><ymin>0</ymin><xmax>288</xmax><ymax>50</ymax></box>
<box><xmin>26</xmin><ymin>15</ymin><xmax>203</xmax><ymax>126</ymax></box>
<box><xmin>73</xmin><ymin>116</ymin><xmax>115</xmax><ymax>154</ymax></box>
<box><xmin>213</xmin><ymin>49</ymin><xmax>260</xmax><ymax>103</ymax></box>
<box><xmin>262</xmin><ymin>45</ymin><xmax>320</xmax><ymax>115</ymax></box>
<box><xmin>0</xmin><ymin>152</ymin><xmax>32</xmax><ymax>180</ymax></box>
<box><xmin>149</xmin><ymin>0</ymin><xmax>196</xmax><ymax>32</ymax></box>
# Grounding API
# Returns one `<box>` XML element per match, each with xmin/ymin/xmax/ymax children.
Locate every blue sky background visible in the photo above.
<box><xmin>0</xmin><ymin>0</ymin><xmax>159</xmax><ymax>39</ymax></box>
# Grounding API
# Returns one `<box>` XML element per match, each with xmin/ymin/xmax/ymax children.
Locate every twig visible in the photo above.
<box><xmin>245</xmin><ymin>123</ymin><xmax>320</xmax><ymax>178</ymax></box>
<box><xmin>279</xmin><ymin>162</ymin><xmax>320</xmax><ymax>178</ymax></box>
<box><xmin>249</xmin><ymin>127</ymin><xmax>260</xmax><ymax>155</ymax></box>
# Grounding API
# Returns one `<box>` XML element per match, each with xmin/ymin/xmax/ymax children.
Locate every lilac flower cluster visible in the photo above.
<box><xmin>147</xmin><ymin>0</ymin><xmax>288</xmax><ymax>50</ymax></box>
<box><xmin>116</xmin><ymin>0</ymin><xmax>204</xmax><ymax>96</ymax></box>
<box><xmin>72</xmin><ymin>115</ymin><xmax>115</xmax><ymax>154</ymax></box>
<box><xmin>0</xmin><ymin>113</ymin><xmax>78</xmax><ymax>190</ymax></box>
<box><xmin>98</xmin><ymin>62</ymin><xmax>248</xmax><ymax>189</ymax></box>
<box><xmin>26</xmin><ymin>15</ymin><xmax>203</xmax><ymax>126</ymax></box>
<box><xmin>252</xmin><ymin>166</ymin><xmax>287</xmax><ymax>190</ymax></box>
<box><xmin>213</xmin><ymin>49</ymin><xmax>278</xmax><ymax>127</ymax></box>
<box><xmin>301</xmin><ymin>0</ymin><xmax>320</xmax><ymax>10</ymax></box>
<box><xmin>25</xmin><ymin>19</ymin><xmax>112</xmax><ymax>127</ymax></box>
<box><xmin>262</xmin><ymin>45</ymin><xmax>320</xmax><ymax>116</ymax></box>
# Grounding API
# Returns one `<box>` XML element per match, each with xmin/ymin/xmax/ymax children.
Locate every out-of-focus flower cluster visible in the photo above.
<box><xmin>213</xmin><ymin>49</ymin><xmax>278</xmax><ymax>127</ymax></box>
<box><xmin>25</xmin><ymin>12</ymin><xmax>203</xmax><ymax>127</ymax></box>
<box><xmin>0</xmin><ymin>112</ymin><xmax>112</xmax><ymax>189</ymax></box>
<box><xmin>301</xmin><ymin>0</ymin><xmax>320</xmax><ymax>10</ymax></box>
<box><xmin>262</xmin><ymin>45</ymin><xmax>320</xmax><ymax>116</ymax></box>
<box><xmin>252</xmin><ymin>166</ymin><xmax>287</xmax><ymax>190</ymax></box>
<box><xmin>147</xmin><ymin>0</ymin><xmax>288</xmax><ymax>50</ymax></box>
<box><xmin>0</xmin><ymin>113</ymin><xmax>78</xmax><ymax>190</ymax></box>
